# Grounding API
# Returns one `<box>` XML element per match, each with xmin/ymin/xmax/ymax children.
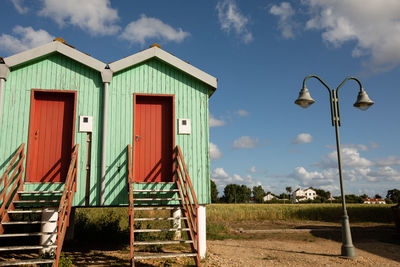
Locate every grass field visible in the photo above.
<box><xmin>206</xmin><ymin>203</ymin><xmax>395</xmax><ymax>239</ymax></box>
<box><xmin>207</xmin><ymin>203</ymin><xmax>394</xmax><ymax>223</ymax></box>
<box><xmin>72</xmin><ymin>203</ymin><xmax>395</xmax><ymax>242</ymax></box>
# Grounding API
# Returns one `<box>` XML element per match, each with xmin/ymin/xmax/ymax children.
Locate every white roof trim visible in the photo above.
<box><xmin>4</xmin><ymin>41</ymin><xmax>106</xmax><ymax>72</ymax></box>
<box><xmin>109</xmin><ymin>47</ymin><xmax>217</xmax><ymax>89</ymax></box>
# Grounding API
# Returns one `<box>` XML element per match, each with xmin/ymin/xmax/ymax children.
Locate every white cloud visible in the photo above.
<box><xmin>211</xmin><ymin>168</ymin><xmax>243</xmax><ymax>190</ymax></box>
<box><xmin>375</xmin><ymin>156</ymin><xmax>400</xmax><ymax>166</ymax></box>
<box><xmin>209</xmin><ymin>143</ymin><xmax>222</xmax><ymax>160</ymax></box>
<box><xmin>249</xmin><ymin>166</ymin><xmax>256</xmax><ymax>173</ymax></box>
<box><xmin>237</xmin><ymin>109</ymin><xmax>249</xmax><ymax>116</ymax></box>
<box><xmin>38</xmin><ymin>0</ymin><xmax>120</xmax><ymax>36</ymax></box>
<box><xmin>315</xmin><ymin>147</ymin><xmax>373</xmax><ymax>169</ymax></box>
<box><xmin>216</xmin><ymin>0</ymin><xmax>253</xmax><ymax>43</ymax></box>
<box><xmin>121</xmin><ymin>14</ymin><xmax>190</xmax><ymax>45</ymax></box>
<box><xmin>12</xmin><ymin>0</ymin><xmax>29</xmax><ymax>14</ymax></box>
<box><xmin>325</xmin><ymin>143</ymin><xmax>369</xmax><ymax>151</ymax></box>
<box><xmin>209</xmin><ymin>114</ymin><xmax>226</xmax><ymax>127</ymax></box>
<box><xmin>0</xmin><ymin>26</ymin><xmax>54</xmax><ymax>54</ymax></box>
<box><xmin>211</xmin><ymin>168</ymin><xmax>263</xmax><ymax>191</ymax></box>
<box><xmin>304</xmin><ymin>0</ymin><xmax>400</xmax><ymax>72</ymax></box>
<box><xmin>269</xmin><ymin>2</ymin><xmax>296</xmax><ymax>39</ymax></box>
<box><xmin>233</xmin><ymin>136</ymin><xmax>259</xmax><ymax>149</ymax></box>
<box><xmin>291</xmin><ymin>133</ymin><xmax>313</xmax><ymax>144</ymax></box>
<box><xmin>367</xmin><ymin>167</ymin><xmax>400</xmax><ymax>182</ymax></box>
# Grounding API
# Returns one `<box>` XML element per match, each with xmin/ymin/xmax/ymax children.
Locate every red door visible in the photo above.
<box><xmin>134</xmin><ymin>95</ymin><xmax>173</xmax><ymax>182</ymax></box>
<box><xmin>26</xmin><ymin>91</ymin><xmax>76</xmax><ymax>183</ymax></box>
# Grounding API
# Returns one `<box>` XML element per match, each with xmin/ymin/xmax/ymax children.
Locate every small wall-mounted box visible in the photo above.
<box><xmin>79</xmin><ymin>116</ymin><xmax>93</xmax><ymax>132</ymax></box>
<box><xmin>178</xmin><ymin>118</ymin><xmax>191</xmax><ymax>134</ymax></box>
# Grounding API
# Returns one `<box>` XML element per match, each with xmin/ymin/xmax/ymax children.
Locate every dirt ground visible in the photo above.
<box><xmin>63</xmin><ymin>221</ymin><xmax>400</xmax><ymax>266</ymax></box>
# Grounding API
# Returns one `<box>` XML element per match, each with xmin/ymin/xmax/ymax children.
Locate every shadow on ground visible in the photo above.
<box><xmin>304</xmin><ymin>224</ymin><xmax>400</xmax><ymax>263</ymax></box>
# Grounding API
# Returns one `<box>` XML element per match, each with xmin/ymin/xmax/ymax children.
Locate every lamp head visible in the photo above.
<box><xmin>354</xmin><ymin>89</ymin><xmax>374</xmax><ymax>111</ymax></box>
<box><xmin>295</xmin><ymin>87</ymin><xmax>315</xmax><ymax>108</ymax></box>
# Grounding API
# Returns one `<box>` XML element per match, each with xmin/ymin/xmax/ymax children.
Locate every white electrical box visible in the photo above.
<box><xmin>79</xmin><ymin>116</ymin><xmax>93</xmax><ymax>132</ymax></box>
<box><xmin>178</xmin><ymin>118</ymin><xmax>191</xmax><ymax>134</ymax></box>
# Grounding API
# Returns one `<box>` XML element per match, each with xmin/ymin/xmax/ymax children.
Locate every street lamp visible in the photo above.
<box><xmin>294</xmin><ymin>75</ymin><xmax>374</xmax><ymax>258</ymax></box>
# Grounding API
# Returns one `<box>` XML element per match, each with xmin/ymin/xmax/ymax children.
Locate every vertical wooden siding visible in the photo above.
<box><xmin>107</xmin><ymin>59</ymin><xmax>211</xmax><ymax>205</ymax></box>
<box><xmin>0</xmin><ymin>55</ymin><xmax>212</xmax><ymax>206</ymax></box>
<box><xmin>0</xmin><ymin>53</ymin><xmax>103</xmax><ymax>206</ymax></box>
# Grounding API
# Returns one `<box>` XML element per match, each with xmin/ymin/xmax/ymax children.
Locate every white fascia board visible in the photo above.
<box><xmin>109</xmin><ymin>47</ymin><xmax>217</xmax><ymax>89</ymax></box>
<box><xmin>56</xmin><ymin>42</ymin><xmax>106</xmax><ymax>72</ymax></box>
<box><xmin>4</xmin><ymin>42</ymin><xmax>106</xmax><ymax>72</ymax></box>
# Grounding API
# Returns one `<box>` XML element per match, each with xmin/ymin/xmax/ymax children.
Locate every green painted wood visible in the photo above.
<box><xmin>0</xmin><ymin>55</ymin><xmax>212</xmax><ymax>206</ymax></box>
<box><xmin>0</xmin><ymin>53</ymin><xmax>103</xmax><ymax>206</ymax></box>
<box><xmin>107</xmin><ymin>58</ymin><xmax>212</xmax><ymax>205</ymax></box>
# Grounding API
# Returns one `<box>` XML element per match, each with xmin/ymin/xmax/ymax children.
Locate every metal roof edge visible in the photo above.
<box><xmin>109</xmin><ymin>46</ymin><xmax>217</xmax><ymax>89</ymax></box>
<box><xmin>4</xmin><ymin>41</ymin><xmax>106</xmax><ymax>72</ymax></box>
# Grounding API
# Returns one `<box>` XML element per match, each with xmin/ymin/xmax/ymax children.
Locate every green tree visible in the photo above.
<box><xmin>359</xmin><ymin>194</ymin><xmax>369</xmax><ymax>200</ymax></box>
<box><xmin>210</xmin><ymin>180</ymin><xmax>219</xmax><ymax>203</ymax></box>
<box><xmin>386</xmin><ymin>189</ymin><xmax>400</xmax><ymax>203</ymax></box>
<box><xmin>252</xmin><ymin>185</ymin><xmax>266</xmax><ymax>203</ymax></box>
<box><xmin>314</xmin><ymin>188</ymin><xmax>330</xmax><ymax>202</ymax></box>
<box><xmin>222</xmin><ymin>184</ymin><xmax>252</xmax><ymax>203</ymax></box>
<box><xmin>279</xmin><ymin>193</ymin><xmax>288</xmax><ymax>203</ymax></box>
<box><xmin>286</xmin><ymin>187</ymin><xmax>292</xmax><ymax>201</ymax></box>
<box><xmin>345</xmin><ymin>194</ymin><xmax>363</xmax><ymax>203</ymax></box>
<box><xmin>374</xmin><ymin>194</ymin><xmax>382</xmax><ymax>199</ymax></box>
<box><xmin>239</xmin><ymin>185</ymin><xmax>252</xmax><ymax>203</ymax></box>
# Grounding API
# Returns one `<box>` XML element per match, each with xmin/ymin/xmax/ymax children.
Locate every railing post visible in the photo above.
<box><xmin>3</xmin><ymin>175</ymin><xmax>6</xmax><ymax>208</ymax></box>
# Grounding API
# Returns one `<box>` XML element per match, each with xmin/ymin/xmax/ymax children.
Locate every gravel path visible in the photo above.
<box><xmin>206</xmin><ymin>238</ymin><xmax>400</xmax><ymax>267</ymax></box>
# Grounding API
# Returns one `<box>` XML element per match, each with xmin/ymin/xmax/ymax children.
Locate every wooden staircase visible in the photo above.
<box><xmin>0</xmin><ymin>191</ymin><xmax>62</xmax><ymax>266</ymax></box>
<box><xmin>0</xmin><ymin>144</ymin><xmax>79</xmax><ymax>266</ymax></box>
<box><xmin>128</xmin><ymin>145</ymin><xmax>201</xmax><ymax>266</ymax></box>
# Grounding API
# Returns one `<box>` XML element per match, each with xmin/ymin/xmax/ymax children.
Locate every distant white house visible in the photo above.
<box><xmin>363</xmin><ymin>198</ymin><xmax>386</xmax><ymax>204</ymax></box>
<box><xmin>263</xmin><ymin>193</ymin><xmax>276</xmax><ymax>202</ymax></box>
<box><xmin>292</xmin><ymin>188</ymin><xmax>317</xmax><ymax>203</ymax></box>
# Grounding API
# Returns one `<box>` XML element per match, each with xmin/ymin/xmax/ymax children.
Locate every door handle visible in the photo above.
<box><xmin>34</xmin><ymin>130</ymin><xmax>39</xmax><ymax>140</ymax></box>
<box><xmin>135</xmin><ymin>135</ymin><xmax>142</xmax><ymax>142</ymax></box>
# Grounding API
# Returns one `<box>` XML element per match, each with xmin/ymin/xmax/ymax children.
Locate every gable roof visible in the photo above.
<box><xmin>108</xmin><ymin>45</ymin><xmax>217</xmax><ymax>89</ymax></box>
<box><xmin>3</xmin><ymin>40</ymin><xmax>217</xmax><ymax>90</ymax></box>
<box><xmin>4</xmin><ymin>39</ymin><xmax>106</xmax><ymax>72</ymax></box>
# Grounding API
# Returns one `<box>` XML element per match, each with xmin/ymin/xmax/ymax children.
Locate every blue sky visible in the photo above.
<box><xmin>1</xmin><ymin>0</ymin><xmax>400</xmax><ymax>197</ymax></box>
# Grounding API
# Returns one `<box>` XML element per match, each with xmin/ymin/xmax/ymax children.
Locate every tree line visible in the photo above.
<box><xmin>211</xmin><ymin>180</ymin><xmax>400</xmax><ymax>204</ymax></box>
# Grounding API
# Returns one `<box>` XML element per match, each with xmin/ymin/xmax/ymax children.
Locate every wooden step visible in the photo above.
<box><xmin>134</xmin><ymin>217</ymin><xmax>187</xmax><ymax>221</ymax></box>
<box><xmin>18</xmin><ymin>191</ymin><xmax>63</xmax><ymax>194</ymax></box>
<box><xmin>7</xmin><ymin>210</ymin><xmax>43</xmax><ymax>214</ymax></box>
<box><xmin>0</xmin><ymin>232</ymin><xmax>56</xmax><ymax>238</ymax></box>
<box><xmin>0</xmin><ymin>245</ymin><xmax>57</xmax><ymax>251</ymax></box>
<box><xmin>0</xmin><ymin>259</ymin><xmax>54</xmax><ymax>266</ymax></box>
<box><xmin>134</xmin><ymin>198</ymin><xmax>181</xmax><ymax>201</ymax></box>
<box><xmin>134</xmin><ymin>253</ymin><xmax>197</xmax><ymax>260</ymax></box>
<box><xmin>133</xmin><ymin>189</ymin><xmax>179</xmax><ymax>193</ymax></box>
<box><xmin>133</xmin><ymin>240</ymin><xmax>193</xmax><ymax>246</ymax></box>
<box><xmin>134</xmin><ymin>206</ymin><xmax>179</xmax><ymax>211</ymax></box>
<box><xmin>13</xmin><ymin>200</ymin><xmax>59</xmax><ymax>207</ymax></box>
<box><xmin>2</xmin><ymin>221</ymin><xmax>57</xmax><ymax>225</ymax></box>
<box><xmin>134</xmin><ymin>228</ymin><xmax>190</xmax><ymax>233</ymax></box>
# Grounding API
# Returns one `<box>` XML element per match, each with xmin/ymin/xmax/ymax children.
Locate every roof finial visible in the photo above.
<box><xmin>53</xmin><ymin>37</ymin><xmax>66</xmax><ymax>44</ymax></box>
<box><xmin>150</xmin><ymin>43</ymin><xmax>161</xmax><ymax>48</ymax></box>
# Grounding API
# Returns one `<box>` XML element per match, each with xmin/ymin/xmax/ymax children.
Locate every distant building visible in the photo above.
<box><xmin>263</xmin><ymin>193</ymin><xmax>276</xmax><ymax>202</ymax></box>
<box><xmin>292</xmin><ymin>188</ymin><xmax>317</xmax><ymax>203</ymax></box>
<box><xmin>363</xmin><ymin>198</ymin><xmax>386</xmax><ymax>204</ymax></box>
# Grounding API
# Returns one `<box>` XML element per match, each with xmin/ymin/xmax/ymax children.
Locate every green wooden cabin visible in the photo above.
<box><xmin>0</xmin><ymin>39</ymin><xmax>217</xmax><ymax>207</ymax></box>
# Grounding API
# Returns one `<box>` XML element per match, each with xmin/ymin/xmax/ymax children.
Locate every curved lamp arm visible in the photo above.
<box><xmin>302</xmin><ymin>75</ymin><xmax>335</xmax><ymax>126</ymax></box>
<box><xmin>336</xmin><ymin>77</ymin><xmax>363</xmax><ymax>93</ymax></box>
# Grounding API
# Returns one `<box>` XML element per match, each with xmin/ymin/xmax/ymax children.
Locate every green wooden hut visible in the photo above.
<box><xmin>0</xmin><ymin>39</ymin><xmax>217</xmax><ymax>266</ymax></box>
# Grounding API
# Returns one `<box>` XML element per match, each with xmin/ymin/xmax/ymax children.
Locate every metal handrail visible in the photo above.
<box><xmin>175</xmin><ymin>145</ymin><xmax>200</xmax><ymax>266</ymax></box>
<box><xmin>0</xmin><ymin>143</ymin><xmax>25</xmax><ymax>233</ymax></box>
<box><xmin>54</xmin><ymin>144</ymin><xmax>79</xmax><ymax>266</ymax></box>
